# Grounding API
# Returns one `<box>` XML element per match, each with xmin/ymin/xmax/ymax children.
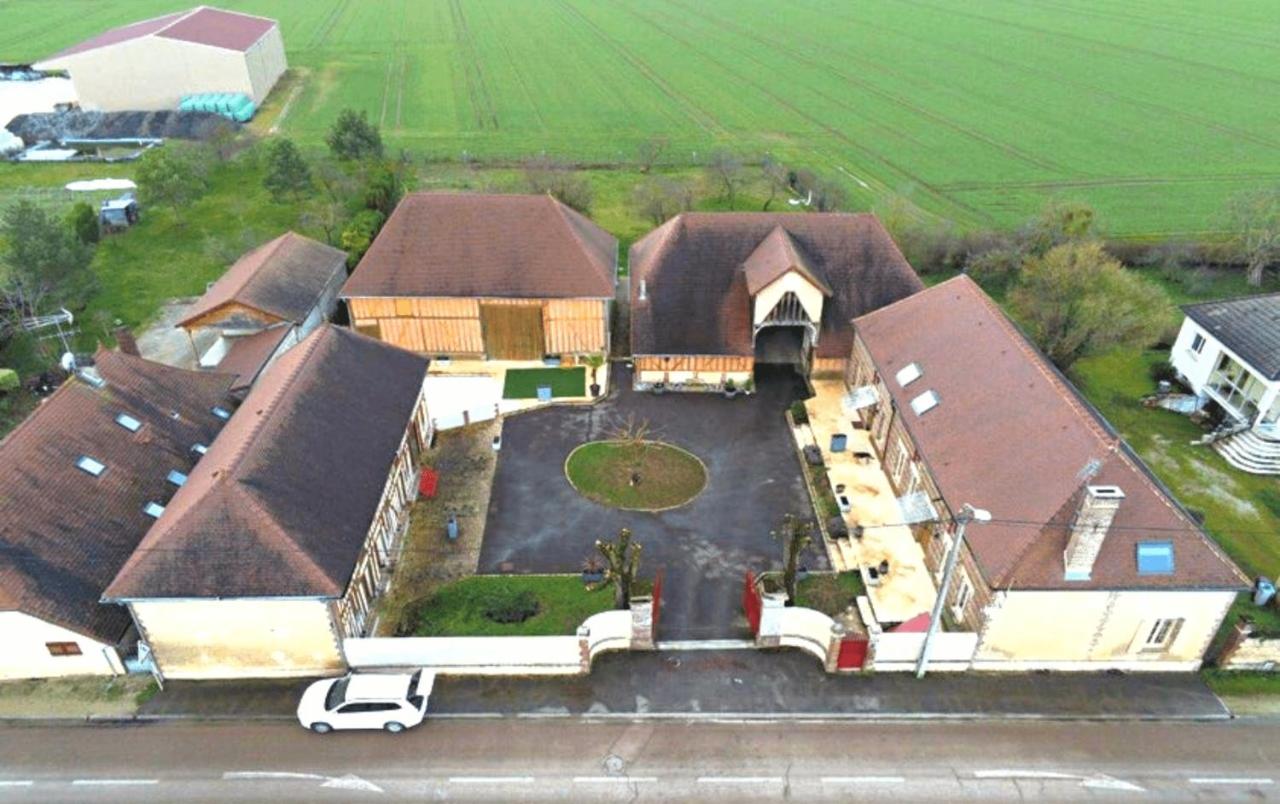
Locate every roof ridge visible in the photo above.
<box><xmin>1182</xmin><ymin>289</ymin><xmax>1280</xmax><ymax>312</ymax></box>
<box><xmin>235</xmin><ymin>488</ymin><xmax>340</xmax><ymax>593</ymax></box>
<box><xmin>153</xmin><ymin>6</ymin><xmax>203</xmax><ymax>35</ymax></box>
<box><xmin>546</xmin><ymin>195</ymin><xmax>613</xmax><ymax>286</ymax></box>
<box><xmin>854</xmin><ymin>273</ymin><xmax>967</xmax><ymax>327</ymax></box>
<box><xmin>631</xmin><ymin>215</ymin><xmax>684</xmax><ymax>280</ymax></box>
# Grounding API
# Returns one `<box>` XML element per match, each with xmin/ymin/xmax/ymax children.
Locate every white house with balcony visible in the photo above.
<box><xmin>1170</xmin><ymin>293</ymin><xmax>1280</xmax><ymax>474</ymax></box>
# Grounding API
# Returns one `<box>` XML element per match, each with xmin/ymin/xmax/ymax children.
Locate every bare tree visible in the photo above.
<box><xmin>523</xmin><ymin>155</ymin><xmax>593</xmax><ymax>213</ymax></box>
<box><xmin>610</xmin><ymin>413</ymin><xmax>658</xmax><ymax>487</ymax></box>
<box><xmin>631</xmin><ymin>177</ymin><xmax>697</xmax><ymax>225</ymax></box>
<box><xmin>1227</xmin><ymin>187</ymin><xmax>1280</xmax><ymax>287</ymax></box>
<box><xmin>792</xmin><ymin>169</ymin><xmax>848</xmax><ymax>212</ymax></box>
<box><xmin>595</xmin><ymin>527</ymin><xmax>643</xmax><ymax>609</ymax></box>
<box><xmin>771</xmin><ymin>514</ymin><xmax>814</xmax><ymax>603</ymax></box>
<box><xmin>706</xmin><ymin>150</ymin><xmax>743</xmax><ymax>206</ymax></box>
<box><xmin>636</xmin><ymin>136</ymin><xmax>670</xmax><ymax>174</ymax></box>
<box><xmin>761</xmin><ymin>154</ymin><xmax>790</xmax><ymax>211</ymax></box>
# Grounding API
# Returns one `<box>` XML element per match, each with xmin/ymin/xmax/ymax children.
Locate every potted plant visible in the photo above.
<box><xmin>581</xmin><ymin>554</ymin><xmax>606</xmax><ymax>585</ymax></box>
<box><xmin>743</xmin><ymin>377</ymin><xmax>756</xmax><ymax>395</ymax></box>
<box><xmin>723</xmin><ymin>378</ymin><xmax>738</xmax><ymax>399</ymax></box>
<box><xmin>583</xmin><ymin>353</ymin><xmax>605</xmax><ymax>397</ymax></box>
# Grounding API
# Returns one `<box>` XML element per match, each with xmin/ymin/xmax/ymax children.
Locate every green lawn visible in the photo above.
<box><xmin>502</xmin><ymin>366</ymin><xmax>585</xmax><ymax>399</ymax></box>
<box><xmin>408</xmin><ymin>575</ymin><xmax>614</xmax><ymax>636</ymax></box>
<box><xmin>1</xmin><ymin>1</ymin><xmax>1277</xmax><ymax>235</ymax></box>
<box><xmin>565</xmin><ymin>440</ymin><xmax>707</xmax><ymax>510</ymax></box>
<box><xmin>795</xmin><ymin>571</ymin><xmax>866</xmax><ymax>617</ymax></box>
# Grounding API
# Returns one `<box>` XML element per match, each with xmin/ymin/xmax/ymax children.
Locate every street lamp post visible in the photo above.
<box><xmin>916</xmin><ymin>503</ymin><xmax>990</xmax><ymax>679</ymax></box>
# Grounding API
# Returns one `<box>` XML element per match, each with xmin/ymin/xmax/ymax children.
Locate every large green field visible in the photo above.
<box><xmin>2</xmin><ymin>0</ymin><xmax>1278</xmax><ymax>236</ymax></box>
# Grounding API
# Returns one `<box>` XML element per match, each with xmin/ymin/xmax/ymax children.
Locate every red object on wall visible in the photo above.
<box><xmin>837</xmin><ymin>637</ymin><xmax>869</xmax><ymax>669</ymax></box>
<box><xmin>651</xmin><ymin>569</ymin><xmax>663</xmax><ymax>641</ymax></box>
<box><xmin>743</xmin><ymin>570</ymin><xmax>762</xmax><ymax>635</ymax></box>
<box><xmin>418</xmin><ymin>468</ymin><xmax>439</xmax><ymax>498</ymax></box>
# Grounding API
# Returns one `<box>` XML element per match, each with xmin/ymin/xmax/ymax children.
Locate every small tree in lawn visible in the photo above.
<box><xmin>263</xmin><ymin>138</ymin><xmax>312</xmax><ymax>201</ymax></box>
<box><xmin>596</xmin><ymin>527</ymin><xmax>643</xmax><ymax>609</ymax></box>
<box><xmin>583</xmin><ymin>353</ymin><xmax>605</xmax><ymax>395</ymax></box>
<box><xmin>771</xmin><ymin>513</ymin><xmax>814</xmax><ymax>604</ymax></box>
<box><xmin>610</xmin><ymin>413</ymin><xmax>655</xmax><ymax>487</ymax></box>
<box><xmin>327</xmin><ymin>108</ymin><xmax>384</xmax><ymax>162</ymax></box>
<box><xmin>1227</xmin><ymin>186</ymin><xmax>1280</xmax><ymax>287</ymax></box>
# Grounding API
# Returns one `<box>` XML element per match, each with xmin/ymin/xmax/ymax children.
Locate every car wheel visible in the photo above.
<box><xmin>310</xmin><ymin>722</ymin><xmax>333</xmax><ymax>734</ymax></box>
<box><xmin>384</xmin><ymin>721</ymin><xmax>406</xmax><ymax>734</ymax></box>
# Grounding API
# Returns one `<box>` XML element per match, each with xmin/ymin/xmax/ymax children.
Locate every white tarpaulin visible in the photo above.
<box><xmin>897</xmin><ymin>490</ymin><xmax>939</xmax><ymax>525</ymax></box>
<box><xmin>65</xmin><ymin>178</ymin><xmax>136</xmax><ymax>192</ymax></box>
<box><xmin>0</xmin><ymin>77</ymin><xmax>76</xmax><ymax>130</ymax></box>
<box><xmin>843</xmin><ymin>384</ymin><xmax>879</xmax><ymax>413</ymax></box>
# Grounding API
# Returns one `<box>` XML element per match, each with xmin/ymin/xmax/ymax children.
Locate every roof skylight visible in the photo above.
<box><xmin>211</xmin><ymin>405</ymin><xmax>231</xmax><ymax>420</ymax></box>
<box><xmin>1136</xmin><ymin>542</ymin><xmax>1175</xmax><ymax>575</ymax></box>
<box><xmin>191</xmin><ymin>443</ymin><xmax>208</xmax><ymax>455</ymax></box>
<box><xmin>76</xmin><ymin>456</ymin><xmax>106</xmax><ymax>477</ymax></box>
<box><xmin>895</xmin><ymin>363</ymin><xmax>922</xmax><ymax>387</ymax></box>
<box><xmin>910</xmin><ymin>390</ymin><xmax>940</xmax><ymax>416</ymax></box>
<box><xmin>143</xmin><ymin>502</ymin><xmax>166</xmax><ymax>519</ymax></box>
<box><xmin>115</xmin><ymin>412</ymin><xmax>142</xmax><ymax>432</ymax></box>
<box><xmin>167</xmin><ymin>470</ymin><xmax>188</xmax><ymax>487</ymax></box>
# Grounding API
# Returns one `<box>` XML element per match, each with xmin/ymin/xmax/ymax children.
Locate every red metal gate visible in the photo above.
<box><xmin>650</xmin><ymin>569</ymin><xmax>663</xmax><ymax>642</ymax></box>
<box><xmin>837</xmin><ymin>636</ymin><xmax>869</xmax><ymax>669</ymax></box>
<box><xmin>743</xmin><ymin>570</ymin><xmax>762</xmax><ymax>635</ymax></box>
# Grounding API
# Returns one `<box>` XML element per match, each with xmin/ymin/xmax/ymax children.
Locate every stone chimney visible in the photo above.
<box><xmin>1063</xmin><ymin>485</ymin><xmax>1125</xmax><ymax>581</ymax></box>
<box><xmin>114</xmin><ymin>325</ymin><xmax>140</xmax><ymax>357</ymax></box>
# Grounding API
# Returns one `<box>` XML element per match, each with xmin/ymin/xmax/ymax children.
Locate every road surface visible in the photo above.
<box><xmin>1</xmin><ymin>719</ymin><xmax>1277</xmax><ymax>800</ymax></box>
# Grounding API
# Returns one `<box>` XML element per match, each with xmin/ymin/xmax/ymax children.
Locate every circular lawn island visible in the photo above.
<box><xmin>565</xmin><ymin>440</ymin><xmax>707</xmax><ymax>511</ymax></box>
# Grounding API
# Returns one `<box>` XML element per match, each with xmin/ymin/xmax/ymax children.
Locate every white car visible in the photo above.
<box><xmin>297</xmin><ymin>670</ymin><xmax>435</xmax><ymax>734</ymax></box>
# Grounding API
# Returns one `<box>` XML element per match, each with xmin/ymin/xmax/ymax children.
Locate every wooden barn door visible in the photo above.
<box><xmin>480</xmin><ymin>302</ymin><xmax>544</xmax><ymax>360</ymax></box>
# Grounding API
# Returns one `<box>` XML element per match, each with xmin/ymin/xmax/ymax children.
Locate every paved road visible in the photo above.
<box><xmin>1</xmin><ymin>720</ymin><xmax>1278</xmax><ymax>801</ymax></box>
<box><xmin>481</xmin><ymin>364</ymin><xmax>826</xmax><ymax>640</ymax></box>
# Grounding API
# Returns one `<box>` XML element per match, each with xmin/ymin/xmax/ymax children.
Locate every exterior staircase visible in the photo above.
<box><xmin>1213</xmin><ymin>425</ymin><xmax>1280</xmax><ymax>475</ymax></box>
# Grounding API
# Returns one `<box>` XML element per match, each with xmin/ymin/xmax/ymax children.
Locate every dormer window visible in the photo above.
<box><xmin>115</xmin><ymin>412</ymin><xmax>142</xmax><ymax>432</ymax></box>
<box><xmin>910</xmin><ymin>390</ymin><xmax>940</xmax><ymax>416</ymax></box>
<box><xmin>76</xmin><ymin>456</ymin><xmax>106</xmax><ymax>477</ymax></box>
<box><xmin>167</xmin><ymin>470</ymin><xmax>188</xmax><ymax>487</ymax></box>
<box><xmin>895</xmin><ymin>363</ymin><xmax>922</xmax><ymax>387</ymax></box>
<box><xmin>212</xmin><ymin>406</ymin><xmax>231</xmax><ymax>420</ymax></box>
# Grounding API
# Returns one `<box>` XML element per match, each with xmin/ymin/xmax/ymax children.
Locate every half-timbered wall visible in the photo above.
<box><xmin>348</xmin><ymin>297</ymin><xmax>606</xmax><ymax>358</ymax></box>
<box><xmin>633</xmin><ymin>355</ymin><xmax>754</xmax><ymax>387</ymax></box>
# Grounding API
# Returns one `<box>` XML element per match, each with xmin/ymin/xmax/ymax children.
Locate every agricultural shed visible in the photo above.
<box><xmin>342</xmin><ymin>193</ymin><xmax>618</xmax><ymax>361</ymax></box>
<box><xmin>628</xmin><ymin>213</ymin><xmax>922</xmax><ymax>390</ymax></box>
<box><xmin>35</xmin><ymin>7</ymin><xmax>286</xmax><ymax>113</ymax></box>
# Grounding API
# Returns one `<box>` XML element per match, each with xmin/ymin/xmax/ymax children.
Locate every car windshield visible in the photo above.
<box><xmin>324</xmin><ymin>677</ymin><xmax>350</xmax><ymax>711</ymax></box>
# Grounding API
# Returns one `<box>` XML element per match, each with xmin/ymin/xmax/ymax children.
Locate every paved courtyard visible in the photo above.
<box><xmin>479</xmin><ymin>365</ymin><xmax>829</xmax><ymax>641</ymax></box>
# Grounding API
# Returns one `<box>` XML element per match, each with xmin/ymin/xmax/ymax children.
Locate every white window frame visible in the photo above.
<box><xmin>1190</xmin><ymin>332</ymin><xmax>1206</xmax><ymax>356</ymax></box>
<box><xmin>951</xmin><ymin>573</ymin><xmax>973</xmax><ymax>621</ymax></box>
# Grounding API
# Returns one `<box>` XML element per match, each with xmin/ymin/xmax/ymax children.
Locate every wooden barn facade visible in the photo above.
<box><xmin>342</xmin><ymin>193</ymin><xmax>617</xmax><ymax>361</ymax></box>
<box><xmin>628</xmin><ymin>213</ymin><xmax>923</xmax><ymax>391</ymax></box>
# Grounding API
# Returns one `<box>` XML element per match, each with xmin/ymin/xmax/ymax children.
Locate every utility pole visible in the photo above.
<box><xmin>916</xmin><ymin>503</ymin><xmax>990</xmax><ymax>679</ymax></box>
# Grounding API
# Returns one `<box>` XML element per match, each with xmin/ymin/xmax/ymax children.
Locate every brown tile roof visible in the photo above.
<box><xmin>630</xmin><ymin>213</ymin><xmax>922</xmax><ymax>359</ymax></box>
<box><xmin>853</xmin><ymin>275</ymin><xmax>1246</xmax><ymax>591</ymax></box>
<box><xmin>104</xmin><ymin>326</ymin><xmax>429</xmax><ymax>601</ymax></box>
<box><xmin>341</xmin><ymin>193</ymin><xmax>617</xmax><ymax>300</ymax></box>
<box><xmin>742</xmin><ymin>225</ymin><xmax>832</xmax><ymax>297</ymax></box>
<box><xmin>179</xmin><ymin>232</ymin><xmax>347</xmax><ymax>329</ymax></box>
<box><xmin>44</xmin><ymin>6</ymin><xmax>275</xmax><ymax>62</ymax></box>
<box><xmin>0</xmin><ymin>351</ymin><xmax>235</xmax><ymax>642</ymax></box>
<box><xmin>214</xmin><ymin>326</ymin><xmax>291</xmax><ymax>393</ymax></box>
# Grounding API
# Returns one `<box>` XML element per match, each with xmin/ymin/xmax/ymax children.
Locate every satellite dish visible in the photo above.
<box><xmin>60</xmin><ymin>352</ymin><xmax>77</xmax><ymax>372</ymax></box>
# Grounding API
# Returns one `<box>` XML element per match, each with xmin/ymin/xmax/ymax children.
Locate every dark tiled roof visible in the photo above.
<box><xmin>341</xmin><ymin>193</ymin><xmax>617</xmax><ymax>300</ymax></box>
<box><xmin>742</xmin><ymin>225</ymin><xmax>832</xmax><ymax>297</ymax></box>
<box><xmin>179</xmin><ymin>232</ymin><xmax>347</xmax><ymax>328</ymax></box>
<box><xmin>44</xmin><ymin>7</ymin><xmax>274</xmax><ymax>61</ymax></box>
<box><xmin>629</xmin><ymin>213</ymin><xmax>922</xmax><ymax>359</ymax></box>
<box><xmin>854</xmin><ymin>276</ymin><xmax>1246</xmax><ymax>591</ymax></box>
<box><xmin>1183</xmin><ymin>292</ymin><xmax>1280</xmax><ymax>380</ymax></box>
<box><xmin>105</xmin><ymin>326</ymin><xmax>429</xmax><ymax>600</ymax></box>
<box><xmin>215</xmin><ymin>326</ymin><xmax>291</xmax><ymax>393</ymax></box>
<box><xmin>0</xmin><ymin>352</ymin><xmax>235</xmax><ymax>642</ymax></box>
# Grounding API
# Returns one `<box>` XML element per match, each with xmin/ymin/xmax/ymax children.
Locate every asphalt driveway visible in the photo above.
<box><xmin>479</xmin><ymin>365</ymin><xmax>828</xmax><ymax>641</ymax></box>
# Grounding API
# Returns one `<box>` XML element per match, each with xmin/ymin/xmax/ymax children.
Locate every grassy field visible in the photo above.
<box><xmin>565</xmin><ymin>440</ymin><xmax>707</xmax><ymax>511</ymax></box>
<box><xmin>2</xmin><ymin>1</ymin><xmax>1278</xmax><ymax>235</ymax></box>
<box><xmin>408</xmin><ymin>574</ymin><xmax>614</xmax><ymax>636</ymax></box>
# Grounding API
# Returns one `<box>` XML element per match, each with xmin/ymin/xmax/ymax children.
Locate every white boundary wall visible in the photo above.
<box><xmin>343</xmin><ymin>610</ymin><xmax>632</xmax><ymax>676</ymax></box>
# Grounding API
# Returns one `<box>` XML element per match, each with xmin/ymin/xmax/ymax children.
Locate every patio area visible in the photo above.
<box><xmin>799</xmin><ymin>380</ymin><xmax>937</xmax><ymax>625</ymax></box>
